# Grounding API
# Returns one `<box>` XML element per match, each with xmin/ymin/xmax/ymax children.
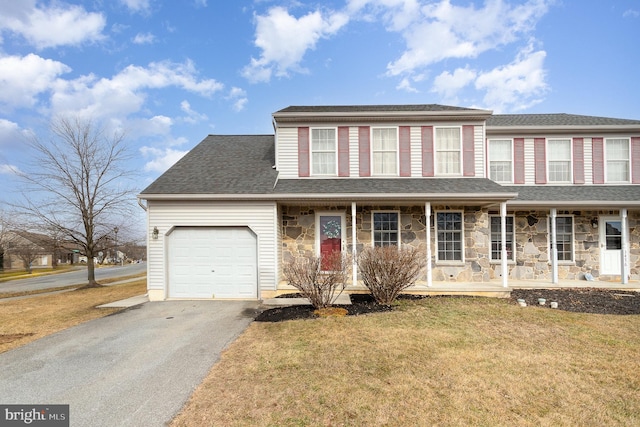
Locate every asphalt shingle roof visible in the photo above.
<box><xmin>511</xmin><ymin>185</ymin><xmax>640</xmax><ymax>202</ymax></box>
<box><xmin>276</xmin><ymin>104</ymin><xmax>485</xmax><ymax>114</ymax></box>
<box><xmin>487</xmin><ymin>113</ymin><xmax>640</xmax><ymax>127</ymax></box>
<box><xmin>140</xmin><ymin>135</ymin><xmax>277</xmax><ymax>195</ymax></box>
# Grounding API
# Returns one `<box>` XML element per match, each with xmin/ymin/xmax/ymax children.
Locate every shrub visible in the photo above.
<box><xmin>282</xmin><ymin>252</ymin><xmax>349</xmax><ymax>309</ymax></box>
<box><xmin>358</xmin><ymin>246</ymin><xmax>424</xmax><ymax>305</ymax></box>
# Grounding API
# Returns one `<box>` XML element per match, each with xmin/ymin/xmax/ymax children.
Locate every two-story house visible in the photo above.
<box><xmin>138</xmin><ymin>105</ymin><xmax>640</xmax><ymax>300</ymax></box>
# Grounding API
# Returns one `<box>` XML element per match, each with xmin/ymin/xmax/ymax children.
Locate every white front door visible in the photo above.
<box><xmin>599</xmin><ymin>216</ymin><xmax>622</xmax><ymax>275</ymax></box>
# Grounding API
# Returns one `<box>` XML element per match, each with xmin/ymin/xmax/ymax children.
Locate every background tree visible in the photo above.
<box><xmin>14</xmin><ymin>116</ymin><xmax>137</xmax><ymax>287</ymax></box>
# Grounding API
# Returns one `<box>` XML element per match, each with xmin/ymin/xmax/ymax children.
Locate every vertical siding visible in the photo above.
<box><xmin>410</xmin><ymin>126</ymin><xmax>422</xmax><ymax>177</ymax></box>
<box><xmin>147</xmin><ymin>201</ymin><xmax>277</xmax><ymax>297</ymax></box>
<box><xmin>462</xmin><ymin>125</ymin><xmax>475</xmax><ymax>176</ymax></box>
<box><xmin>275</xmin><ymin>127</ymin><xmax>299</xmax><ymax>179</ymax></box>
<box><xmin>399</xmin><ymin>126</ymin><xmax>411</xmax><ymax>177</ymax></box>
<box><xmin>572</xmin><ymin>137</ymin><xmax>585</xmax><ymax>184</ymax></box>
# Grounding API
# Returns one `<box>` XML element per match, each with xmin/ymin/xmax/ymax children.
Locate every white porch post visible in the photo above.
<box><xmin>621</xmin><ymin>208</ymin><xmax>629</xmax><ymax>285</ymax></box>
<box><xmin>500</xmin><ymin>202</ymin><xmax>508</xmax><ymax>288</ymax></box>
<box><xmin>426</xmin><ymin>202</ymin><xmax>432</xmax><ymax>287</ymax></box>
<box><xmin>550</xmin><ymin>208</ymin><xmax>558</xmax><ymax>284</ymax></box>
<box><xmin>352</xmin><ymin>202</ymin><xmax>358</xmax><ymax>288</ymax></box>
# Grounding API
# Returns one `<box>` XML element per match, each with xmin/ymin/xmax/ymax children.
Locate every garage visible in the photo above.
<box><xmin>167</xmin><ymin>227</ymin><xmax>258</xmax><ymax>299</ymax></box>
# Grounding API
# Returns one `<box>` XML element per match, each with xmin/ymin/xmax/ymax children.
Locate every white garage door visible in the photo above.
<box><xmin>168</xmin><ymin>227</ymin><xmax>257</xmax><ymax>299</ymax></box>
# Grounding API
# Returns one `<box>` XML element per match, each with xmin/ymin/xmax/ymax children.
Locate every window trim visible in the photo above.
<box><xmin>546</xmin><ymin>138</ymin><xmax>573</xmax><ymax>183</ymax></box>
<box><xmin>370</xmin><ymin>127</ymin><xmax>399</xmax><ymax>176</ymax></box>
<box><xmin>489</xmin><ymin>215</ymin><xmax>516</xmax><ymax>263</ymax></box>
<box><xmin>371</xmin><ymin>210</ymin><xmax>400</xmax><ymax>248</ymax></box>
<box><xmin>310</xmin><ymin>127</ymin><xmax>338</xmax><ymax>176</ymax></box>
<box><xmin>434</xmin><ymin>126</ymin><xmax>463</xmax><ymax>176</ymax></box>
<box><xmin>488</xmin><ymin>138</ymin><xmax>514</xmax><ymax>183</ymax></box>
<box><xmin>547</xmin><ymin>215</ymin><xmax>575</xmax><ymax>264</ymax></box>
<box><xmin>604</xmin><ymin>137</ymin><xmax>631</xmax><ymax>183</ymax></box>
<box><xmin>435</xmin><ymin>210</ymin><xmax>465</xmax><ymax>263</ymax></box>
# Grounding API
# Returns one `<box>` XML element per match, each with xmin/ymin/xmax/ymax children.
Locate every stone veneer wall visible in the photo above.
<box><xmin>280</xmin><ymin>206</ymin><xmax>640</xmax><ymax>286</ymax></box>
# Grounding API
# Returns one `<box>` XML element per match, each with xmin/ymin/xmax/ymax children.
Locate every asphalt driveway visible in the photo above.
<box><xmin>0</xmin><ymin>300</ymin><xmax>260</xmax><ymax>426</ymax></box>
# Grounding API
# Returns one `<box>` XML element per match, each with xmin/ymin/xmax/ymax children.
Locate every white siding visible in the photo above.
<box><xmin>349</xmin><ymin>126</ymin><xmax>359</xmax><ymax>177</ymax></box>
<box><xmin>584</xmin><ymin>137</ymin><xmax>593</xmax><ymax>184</ymax></box>
<box><xmin>147</xmin><ymin>200</ymin><xmax>277</xmax><ymax>299</ymax></box>
<box><xmin>410</xmin><ymin>126</ymin><xmax>422</xmax><ymax>177</ymax></box>
<box><xmin>524</xmin><ymin>138</ymin><xmax>536</xmax><ymax>184</ymax></box>
<box><xmin>474</xmin><ymin>125</ymin><xmax>485</xmax><ymax>177</ymax></box>
<box><xmin>276</xmin><ymin>127</ymin><xmax>299</xmax><ymax>179</ymax></box>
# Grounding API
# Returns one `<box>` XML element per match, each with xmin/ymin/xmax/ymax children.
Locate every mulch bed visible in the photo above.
<box><xmin>255</xmin><ymin>289</ymin><xmax>640</xmax><ymax>322</ymax></box>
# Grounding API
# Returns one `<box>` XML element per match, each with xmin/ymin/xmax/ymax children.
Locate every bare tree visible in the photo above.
<box><xmin>14</xmin><ymin>116</ymin><xmax>137</xmax><ymax>287</ymax></box>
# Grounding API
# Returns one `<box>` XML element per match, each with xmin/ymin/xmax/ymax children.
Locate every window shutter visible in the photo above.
<box><xmin>592</xmin><ymin>137</ymin><xmax>604</xmax><ymax>184</ymax></box>
<box><xmin>534</xmin><ymin>138</ymin><xmax>546</xmax><ymax>184</ymax></box>
<box><xmin>399</xmin><ymin>126</ymin><xmax>411</xmax><ymax>177</ymax></box>
<box><xmin>462</xmin><ymin>125</ymin><xmax>475</xmax><ymax>176</ymax></box>
<box><xmin>572</xmin><ymin>137</ymin><xmax>585</xmax><ymax>184</ymax></box>
<box><xmin>632</xmin><ymin>137</ymin><xmax>640</xmax><ymax>184</ymax></box>
<box><xmin>338</xmin><ymin>126</ymin><xmax>350</xmax><ymax>177</ymax></box>
<box><xmin>358</xmin><ymin>126</ymin><xmax>370</xmax><ymax>177</ymax></box>
<box><xmin>298</xmin><ymin>127</ymin><xmax>310</xmax><ymax>177</ymax></box>
<box><xmin>514</xmin><ymin>138</ymin><xmax>525</xmax><ymax>184</ymax></box>
<box><xmin>421</xmin><ymin>126</ymin><xmax>434</xmax><ymax>177</ymax></box>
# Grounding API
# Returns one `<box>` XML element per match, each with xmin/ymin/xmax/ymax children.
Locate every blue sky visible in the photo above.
<box><xmin>0</xmin><ymin>0</ymin><xmax>639</xmax><ymax>195</ymax></box>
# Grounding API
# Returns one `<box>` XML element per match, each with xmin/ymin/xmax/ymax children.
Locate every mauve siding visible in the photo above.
<box><xmin>147</xmin><ymin>201</ymin><xmax>277</xmax><ymax>297</ymax></box>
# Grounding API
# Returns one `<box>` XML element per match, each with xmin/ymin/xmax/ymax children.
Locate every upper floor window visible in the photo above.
<box><xmin>547</xmin><ymin>139</ymin><xmax>571</xmax><ymax>182</ymax></box>
<box><xmin>435</xmin><ymin>127</ymin><xmax>461</xmax><ymax>175</ymax></box>
<box><xmin>488</xmin><ymin>139</ymin><xmax>512</xmax><ymax>182</ymax></box>
<box><xmin>606</xmin><ymin>138</ymin><xmax>630</xmax><ymax>182</ymax></box>
<box><xmin>372</xmin><ymin>128</ymin><xmax>398</xmax><ymax>175</ymax></box>
<box><xmin>311</xmin><ymin>128</ymin><xmax>336</xmax><ymax>175</ymax></box>
<box><xmin>372</xmin><ymin>212</ymin><xmax>399</xmax><ymax>247</ymax></box>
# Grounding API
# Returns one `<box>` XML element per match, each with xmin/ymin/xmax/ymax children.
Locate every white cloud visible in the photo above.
<box><xmin>180</xmin><ymin>101</ymin><xmax>208</xmax><ymax>124</ymax></box>
<box><xmin>120</xmin><ymin>0</ymin><xmax>151</xmax><ymax>14</ymax></box>
<box><xmin>623</xmin><ymin>9</ymin><xmax>639</xmax><ymax>18</ymax></box>
<box><xmin>475</xmin><ymin>45</ymin><xmax>548</xmax><ymax>112</ymax></box>
<box><xmin>140</xmin><ymin>146</ymin><xmax>189</xmax><ymax>173</ymax></box>
<box><xmin>431</xmin><ymin>67</ymin><xmax>477</xmax><ymax>99</ymax></box>
<box><xmin>381</xmin><ymin>0</ymin><xmax>551</xmax><ymax>76</ymax></box>
<box><xmin>132</xmin><ymin>32</ymin><xmax>155</xmax><ymax>44</ymax></box>
<box><xmin>0</xmin><ymin>54</ymin><xmax>71</xmax><ymax>109</ymax></box>
<box><xmin>0</xmin><ymin>1</ymin><xmax>106</xmax><ymax>49</ymax></box>
<box><xmin>50</xmin><ymin>60</ymin><xmax>224</xmax><ymax>120</ymax></box>
<box><xmin>0</xmin><ymin>164</ymin><xmax>20</xmax><ymax>175</ymax></box>
<box><xmin>226</xmin><ymin>87</ymin><xmax>248</xmax><ymax>112</ymax></box>
<box><xmin>0</xmin><ymin>119</ymin><xmax>26</xmax><ymax>146</ymax></box>
<box><xmin>243</xmin><ymin>6</ymin><xmax>349</xmax><ymax>82</ymax></box>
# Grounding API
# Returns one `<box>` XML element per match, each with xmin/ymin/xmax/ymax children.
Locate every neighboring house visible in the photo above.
<box><xmin>1</xmin><ymin>231</ymin><xmax>53</xmax><ymax>270</ymax></box>
<box><xmin>138</xmin><ymin>105</ymin><xmax>640</xmax><ymax>301</ymax></box>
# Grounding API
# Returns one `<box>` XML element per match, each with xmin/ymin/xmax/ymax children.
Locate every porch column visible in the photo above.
<box><xmin>425</xmin><ymin>202</ymin><xmax>432</xmax><ymax>287</ymax></box>
<box><xmin>352</xmin><ymin>202</ymin><xmax>357</xmax><ymax>287</ymax></box>
<box><xmin>550</xmin><ymin>208</ymin><xmax>558</xmax><ymax>284</ymax></box>
<box><xmin>621</xmin><ymin>208</ymin><xmax>629</xmax><ymax>284</ymax></box>
<box><xmin>500</xmin><ymin>202</ymin><xmax>508</xmax><ymax>288</ymax></box>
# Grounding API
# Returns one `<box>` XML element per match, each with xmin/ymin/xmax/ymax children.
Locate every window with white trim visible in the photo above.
<box><xmin>488</xmin><ymin>139</ymin><xmax>512</xmax><ymax>182</ymax></box>
<box><xmin>490</xmin><ymin>216</ymin><xmax>515</xmax><ymax>262</ymax></box>
<box><xmin>311</xmin><ymin>128</ymin><xmax>336</xmax><ymax>175</ymax></box>
<box><xmin>436</xmin><ymin>212</ymin><xmax>463</xmax><ymax>261</ymax></box>
<box><xmin>555</xmin><ymin>216</ymin><xmax>574</xmax><ymax>262</ymax></box>
<box><xmin>547</xmin><ymin>139</ymin><xmax>571</xmax><ymax>182</ymax></box>
<box><xmin>435</xmin><ymin>127</ymin><xmax>461</xmax><ymax>175</ymax></box>
<box><xmin>606</xmin><ymin>138</ymin><xmax>630</xmax><ymax>182</ymax></box>
<box><xmin>372</xmin><ymin>128</ymin><xmax>398</xmax><ymax>175</ymax></box>
<box><xmin>372</xmin><ymin>212</ymin><xmax>399</xmax><ymax>247</ymax></box>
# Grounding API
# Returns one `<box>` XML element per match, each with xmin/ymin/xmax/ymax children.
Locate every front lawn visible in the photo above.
<box><xmin>172</xmin><ymin>296</ymin><xmax>640</xmax><ymax>426</ymax></box>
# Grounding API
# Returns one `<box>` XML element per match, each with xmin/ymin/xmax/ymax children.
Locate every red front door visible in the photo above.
<box><xmin>319</xmin><ymin>215</ymin><xmax>342</xmax><ymax>270</ymax></box>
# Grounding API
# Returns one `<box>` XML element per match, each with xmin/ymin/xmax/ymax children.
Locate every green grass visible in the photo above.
<box><xmin>172</xmin><ymin>296</ymin><xmax>640</xmax><ymax>426</ymax></box>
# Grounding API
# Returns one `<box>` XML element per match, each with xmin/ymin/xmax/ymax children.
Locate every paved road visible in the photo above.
<box><xmin>0</xmin><ymin>300</ymin><xmax>260</xmax><ymax>427</ymax></box>
<box><xmin>0</xmin><ymin>262</ymin><xmax>147</xmax><ymax>294</ymax></box>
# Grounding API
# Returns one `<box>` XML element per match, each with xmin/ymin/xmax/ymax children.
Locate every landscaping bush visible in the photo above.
<box><xmin>282</xmin><ymin>252</ymin><xmax>349</xmax><ymax>309</ymax></box>
<box><xmin>358</xmin><ymin>246</ymin><xmax>424</xmax><ymax>305</ymax></box>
